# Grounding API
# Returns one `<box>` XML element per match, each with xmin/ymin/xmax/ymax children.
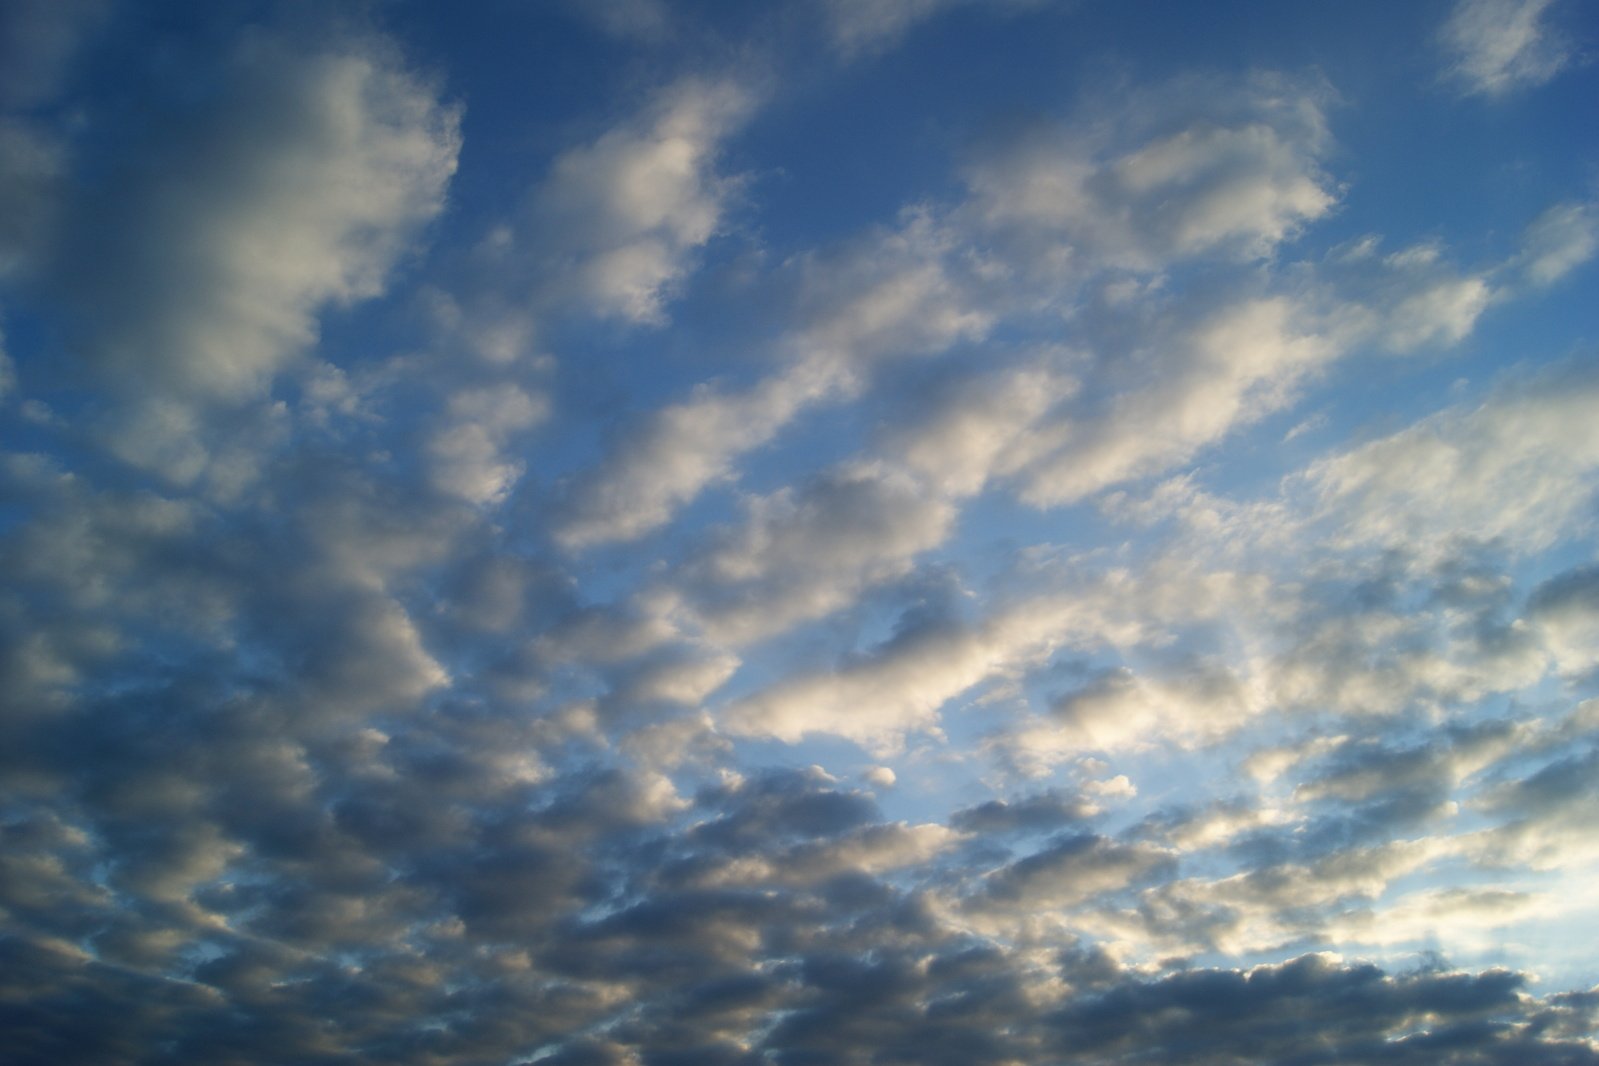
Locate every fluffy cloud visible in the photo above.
<box><xmin>60</xmin><ymin>29</ymin><xmax>459</xmax><ymax>403</ymax></box>
<box><xmin>557</xmin><ymin>211</ymin><xmax>993</xmax><ymax>547</ymax></box>
<box><xmin>528</xmin><ymin>78</ymin><xmax>753</xmax><ymax>323</ymax></box>
<box><xmin>426</xmin><ymin>385</ymin><xmax>548</xmax><ymax>505</ymax></box>
<box><xmin>3</xmin><ymin>4</ymin><xmax>1597</xmax><ymax>1063</ymax></box>
<box><xmin>721</xmin><ymin>559</ymin><xmax>1252</xmax><ymax>751</ymax></box>
<box><xmin>963</xmin><ymin>75</ymin><xmax>1336</xmax><ymax>270</ymax></box>
<box><xmin>664</xmin><ymin>462</ymin><xmax>957</xmax><ymax>644</ymax></box>
<box><xmin>1306</xmin><ymin>360</ymin><xmax>1599</xmax><ymax>554</ymax></box>
<box><xmin>1019</xmin><ymin>295</ymin><xmax>1343</xmax><ymax>505</ymax></box>
<box><xmin>555</xmin><ymin>360</ymin><xmax>839</xmax><ymax>547</ymax></box>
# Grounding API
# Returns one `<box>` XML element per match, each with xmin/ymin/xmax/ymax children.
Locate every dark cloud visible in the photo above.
<box><xmin>951</xmin><ymin>788</ymin><xmax>1098</xmax><ymax>834</ymax></box>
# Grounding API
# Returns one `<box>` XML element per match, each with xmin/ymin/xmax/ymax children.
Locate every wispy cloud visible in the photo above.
<box><xmin>1440</xmin><ymin>0</ymin><xmax>1573</xmax><ymax>96</ymax></box>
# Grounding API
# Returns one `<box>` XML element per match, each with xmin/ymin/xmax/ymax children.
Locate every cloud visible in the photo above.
<box><xmin>528</xmin><ymin>78</ymin><xmax>753</xmax><ymax>324</ymax></box>
<box><xmin>565</xmin><ymin>0</ymin><xmax>674</xmax><ymax>42</ymax></box>
<box><xmin>1383</xmin><ymin>275</ymin><xmax>1493</xmax><ymax>351</ymax></box>
<box><xmin>425</xmin><ymin>385</ymin><xmax>548</xmax><ymax>505</ymax></box>
<box><xmin>950</xmin><ymin>788</ymin><xmax>1098</xmax><ymax>834</ymax></box>
<box><xmin>59</xmin><ymin>28</ymin><xmax>459</xmax><ymax>404</ymax></box>
<box><xmin>963</xmin><ymin>75</ymin><xmax>1336</xmax><ymax>270</ymax></box>
<box><xmin>18</xmin><ymin>22</ymin><xmax>462</xmax><ymax>497</ymax></box>
<box><xmin>1513</xmin><ymin>200</ymin><xmax>1599</xmax><ymax>286</ymax></box>
<box><xmin>975</xmin><ymin>832</ymin><xmax>1174</xmax><ymax>910</ymax></box>
<box><xmin>1047</xmin><ymin>660</ymin><xmax>1259</xmax><ymax>752</ymax></box>
<box><xmin>555</xmin><ymin>359</ymin><xmax>840</xmax><ymax>548</ymax></box>
<box><xmin>1019</xmin><ymin>294</ymin><xmax>1344</xmax><ymax>506</ymax></box>
<box><xmin>1044</xmin><ymin>953</ymin><xmax>1548</xmax><ymax>1065</ymax></box>
<box><xmin>1527</xmin><ymin>564</ymin><xmax>1599</xmax><ymax>677</ymax></box>
<box><xmin>663</xmin><ymin>462</ymin><xmax>957</xmax><ymax>644</ymax></box>
<box><xmin>1306</xmin><ymin>360</ymin><xmax>1599</xmax><ymax>554</ymax></box>
<box><xmin>720</xmin><ymin>557</ymin><xmax>1249</xmax><ymax>751</ymax></box>
<box><xmin>1440</xmin><ymin>0</ymin><xmax>1572</xmax><ymax>96</ymax></box>
<box><xmin>820</xmin><ymin>0</ymin><xmax>1042</xmax><ymax>56</ymax></box>
<box><xmin>888</xmin><ymin>360</ymin><xmax>1077</xmax><ymax>496</ymax></box>
<box><xmin>556</xmin><ymin>210</ymin><xmax>992</xmax><ymax>547</ymax></box>
<box><xmin>0</xmin><ymin>119</ymin><xmax>62</xmax><ymax>280</ymax></box>
<box><xmin>3</xmin><ymin>6</ymin><xmax>1598</xmax><ymax>1064</ymax></box>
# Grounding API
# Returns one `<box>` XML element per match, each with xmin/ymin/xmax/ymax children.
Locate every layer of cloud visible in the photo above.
<box><xmin>2</xmin><ymin>3</ymin><xmax>1596</xmax><ymax>1063</ymax></box>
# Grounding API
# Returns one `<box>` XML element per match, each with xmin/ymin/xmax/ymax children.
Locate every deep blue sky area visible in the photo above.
<box><xmin>1</xmin><ymin>1</ymin><xmax>1597</xmax><ymax>1063</ymax></box>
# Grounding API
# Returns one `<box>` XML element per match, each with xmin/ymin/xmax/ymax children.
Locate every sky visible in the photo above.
<box><xmin>1</xmin><ymin>0</ymin><xmax>1597</xmax><ymax>1062</ymax></box>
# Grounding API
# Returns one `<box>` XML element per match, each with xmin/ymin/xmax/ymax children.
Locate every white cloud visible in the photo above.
<box><xmin>1380</xmin><ymin>275</ymin><xmax>1492</xmax><ymax>351</ymax></box>
<box><xmin>557</xmin><ymin>211</ymin><xmax>993</xmax><ymax>548</ymax></box>
<box><xmin>818</xmin><ymin>0</ymin><xmax>1044</xmax><ymax>56</ymax></box>
<box><xmin>1440</xmin><ymin>0</ymin><xmax>1571</xmax><ymax>96</ymax></box>
<box><xmin>890</xmin><ymin>361</ymin><xmax>1077</xmax><ymax>496</ymax></box>
<box><xmin>1306</xmin><ymin>361</ymin><xmax>1599</xmax><ymax>554</ymax></box>
<box><xmin>555</xmin><ymin>358</ymin><xmax>841</xmax><ymax>548</ymax></box>
<box><xmin>565</xmin><ymin>0</ymin><xmax>673</xmax><ymax>42</ymax></box>
<box><xmin>1513</xmin><ymin>200</ymin><xmax>1599</xmax><ymax>286</ymax></box>
<box><xmin>864</xmin><ymin>766</ymin><xmax>897</xmax><ymax>788</ymax></box>
<box><xmin>665</xmin><ymin>462</ymin><xmax>957</xmax><ymax>645</ymax></box>
<box><xmin>719</xmin><ymin>614</ymin><xmax>995</xmax><ymax>752</ymax></box>
<box><xmin>964</xmin><ymin>77</ymin><xmax>1335</xmax><ymax>270</ymax></box>
<box><xmin>722</xmin><ymin>559</ymin><xmax>1254</xmax><ymax>752</ymax></box>
<box><xmin>426</xmin><ymin>385</ymin><xmax>548</xmax><ymax>505</ymax></box>
<box><xmin>530</xmin><ymin>79</ymin><xmax>752</xmax><ymax>323</ymax></box>
<box><xmin>68</xmin><ymin>29</ymin><xmax>460</xmax><ymax>403</ymax></box>
<box><xmin>822</xmin><ymin>0</ymin><xmax>956</xmax><ymax>53</ymax></box>
<box><xmin>1020</xmin><ymin>295</ymin><xmax>1343</xmax><ymax>506</ymax></box>
<box><xmin>1047</xmin><ymin>660</ymin><xmax>1259</xmax><ymax>752</ymax></box>
<box><xmin>787</xmin><ymin>208</ymin><xmax>995</xmax><ymax>370</ymax></box>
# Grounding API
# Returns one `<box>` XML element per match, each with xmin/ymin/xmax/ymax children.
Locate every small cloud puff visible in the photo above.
<box><xmin>1440</xmin><ymin>0</ymin><xmax>1573</xmax><ymax>96</ymax></box>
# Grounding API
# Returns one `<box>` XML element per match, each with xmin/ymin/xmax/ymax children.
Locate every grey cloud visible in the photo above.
<box><xmin>692</xmin><ymin>767</ymin><xmax>882</xmax><ymax>849</ymax></box>
<box><xmin>2</xmin><ymin>5</ymin><xmax>1597</xmax><ymax>1064</ymax></box>
<box><xmin>979</xmin><ymin>831</ymin><xmax>1175</xmax><ymax>909</ymax></box>
<box><xmin>37</xmin><ymin>20</ymin><xmax>459</xmax><ymax>488</ymax></box>
<box><xmin>0</xmin><ymin>118</ymin><xmax>62</xmax><ymax>280</ymax></box>
<box><xmin>62</xmin><ymin>28</ymin><xmax>457</xmax><ymax>401</ymax></box>
<box><xmin>1044</xmin><ymin>953</ymin><xmax>1567</xmax><ymax>1065</ymax></box>
<box><xmin>663</xmin><ymin>461</ymin><xmax>957</xmax><ymax>645</ymax></box>
<box><xmin>950</xmin><ymin>788</ymin><xmax>1099</xmax><ymax>834</ymax></box>
<box><xmin>1527</xmin><ymin>564</ymin><xmax>1599</xmax><ymax>677</ymax></box>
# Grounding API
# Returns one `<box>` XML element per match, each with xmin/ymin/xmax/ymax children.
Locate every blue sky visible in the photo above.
<box><xmin>2</xmin><ymin>1</ymin><xmax>1598</xmax><ymax>1062</ymax></box>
